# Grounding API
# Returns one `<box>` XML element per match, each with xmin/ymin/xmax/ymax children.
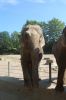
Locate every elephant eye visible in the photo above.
<box><xmin>24</xmin><ymin>27</ymin><xmax>29</xmax><ymax>31</ymax></box>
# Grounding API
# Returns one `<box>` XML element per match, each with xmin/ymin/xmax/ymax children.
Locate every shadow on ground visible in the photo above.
<box><xmin>0</xmin><ymin>76</ymin><xmax>66</xmax><ymax>100</ymax></box>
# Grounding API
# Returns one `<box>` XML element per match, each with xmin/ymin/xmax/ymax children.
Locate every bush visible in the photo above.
<box><xmin>43</xmin><ymin>41</ymin><xmax>54</xmax><ymax>54</ymax></box>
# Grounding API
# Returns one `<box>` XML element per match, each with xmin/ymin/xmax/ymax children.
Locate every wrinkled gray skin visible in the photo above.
<box><xmin>52</xmin><ymin>27</ymin><xmax>66</xmax><ymax>92</ymax></box>
<box><xmin>20</xmin><ymin>25</ymin><xmax>45</xmax><ymax>88</ymax></box>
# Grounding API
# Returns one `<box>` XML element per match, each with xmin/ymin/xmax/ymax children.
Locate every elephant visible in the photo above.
<box><xmin>20</xmin><ymin>24</ymin><xmax>45</xmax><ymax>88</ymax></box>
<box><xmin>52</xmin><ymin>27</ymin><xmax>66</xmax><ymax>91</ymax></box>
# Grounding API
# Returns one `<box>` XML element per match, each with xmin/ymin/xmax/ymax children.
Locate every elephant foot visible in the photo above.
<box><xmin>38</xmin><ymin>78</ymin><xmax>41</xmax><ymax>81</ymax></box>
<box><xmin>55</xmin><ymin>85</ymin><xmax>64</xmax><ymax>92</ymax></box>
<box><xmin>32</xmin><ymin>83</ymin><xmax>39</xmax><ymax>88</ymax></box>
<box><xmin>24</xmin><ymin>84</ymin><xmax>33</xmax><ymax>90</ymax></box>
<box><xmin>24</xmin><ymin>79</ymin><xmax>32</xmax><ymax>88</ymax></box>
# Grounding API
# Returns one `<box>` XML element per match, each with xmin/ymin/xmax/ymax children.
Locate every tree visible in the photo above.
<box><xmin>24</xmin><ymin>20</ymin><xmax>41</xmax><ymax>26</ymax></box>
<box><xmin>0</xmin><ymin>31</ymin><xmax>11</xmax><ymax>54</ymax></box>
<box><xmin>43</xmin><ymin>18</ymin><xmax>65</xmax><ymax>53</ymax></box>
<box><xmin>46</xmin><ymin>18</ymin><xmax>65</xmax><ymax>43</ymax></box>
<box><xmin>11</xmin><ymin>31</ymin><xmax>20</xmax><ymax>54</ymax></box>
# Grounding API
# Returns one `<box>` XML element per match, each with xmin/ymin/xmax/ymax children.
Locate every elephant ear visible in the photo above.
<box><xmin>32</xmin><ymin>24</ymin><xmax>45</xmax><ymax>48</ymax></box>
<box><xmin>39</xmin><ymin>33</ymin><xmax>45</xmax><ymax>48</ymax></box>
<box><xmin>21</xmin><ymin>34</ymin><xmax>31</xmax><ymax>48</ymax></box>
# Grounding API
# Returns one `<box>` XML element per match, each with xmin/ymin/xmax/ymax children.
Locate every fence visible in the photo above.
<box><xmin>0</xmin><ymin>61</ymin><xmax>23</xmax><ymax>80</ymax></box>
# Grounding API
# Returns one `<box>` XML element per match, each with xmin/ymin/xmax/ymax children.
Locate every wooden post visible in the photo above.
<box><xmin>46</xmin><ymin>59</ymin><xmax>53</xmax><ymax>83</ymax></box>
<box><xmin>49</xmin><ymin>63</ymin><xmax>51</xmax><ymax>82</ymax></box>
<box><xmin>8</xmin><ymin>61</ymin><xmax>10</xmax><ymax>77</ymax></box>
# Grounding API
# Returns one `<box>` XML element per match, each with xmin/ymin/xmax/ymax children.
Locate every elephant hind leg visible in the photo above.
<box><xmin>55</xmin><ymin>65</ymin><xmax>65</xmax><ymax>92</ymax></box>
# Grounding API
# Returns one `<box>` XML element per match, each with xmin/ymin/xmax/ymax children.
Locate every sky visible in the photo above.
<box><xmin>0</xmin><ymin>0</ymin><xmax>66</xmax><ymax>33</ymax></box>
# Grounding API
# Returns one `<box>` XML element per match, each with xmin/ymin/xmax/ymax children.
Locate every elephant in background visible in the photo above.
<box><xmin>52</xmin><ymin>27</ymin><xmax>66</xmax><ymax>92</ymax></box>
<box><xmin>20</xmin><ymin>24</ymin><xmax>45</xmax><ymax>88</ymax></box>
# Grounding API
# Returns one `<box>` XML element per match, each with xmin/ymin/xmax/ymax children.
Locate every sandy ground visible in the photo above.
<box><xmin>0</xmin><ymin>54</ymin><xmax>66</xmax><ymax>100</ymax></box>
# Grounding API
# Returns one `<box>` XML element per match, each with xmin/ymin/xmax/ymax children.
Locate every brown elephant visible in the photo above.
<box><xmin>20</xmin><ymin>24</ymin><xmax>45</xmax><ymax>88</ymax></box>
<box><xmin>52</xmin><ymin>27</ymin><xmax>66</xmax><ymax>91</ymax></box>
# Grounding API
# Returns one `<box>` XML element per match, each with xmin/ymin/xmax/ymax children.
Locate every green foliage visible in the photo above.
<box><xmin>44</xmin><ymin>40</ymin><xmax>55</xmax><ymax>54</ymax></box>
<box><xmin>0</xmin><ymin>31</ymin><xmax>20</xmax><ymax>54</ymax></box>
<box><xmin>11</xmin><ymin>31</ymin><xmax>19</xmax><ymax>44</ymax></box>
<box><xmin>25</xmin><ymin>20</ymin><xmax>41</xmax><ymax>26</ymax></box>
<box><xmin>0</xmin><ymin>31</ymin><xmax>11</xmax><ymax>54</ymax></box>
<box><xmin>46</xmin><ymin>18</ymin><xmax>65</xmax><ymax>42</ymax></box>
<box><xmin>11</xmin><ymin>31</ymin><xmax>20</xmax><ymax>53</ymax></box>
<box><xmin>43</xmin><ymin>18</ymin><xmax>65</xmax><ymax>53</ymax></box>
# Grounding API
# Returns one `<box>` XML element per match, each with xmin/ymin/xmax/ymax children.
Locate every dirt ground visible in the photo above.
<box><xmin>0</xmin><ymin>54</ymin><xmax>66</xmax><ymax>100</ymax></box>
